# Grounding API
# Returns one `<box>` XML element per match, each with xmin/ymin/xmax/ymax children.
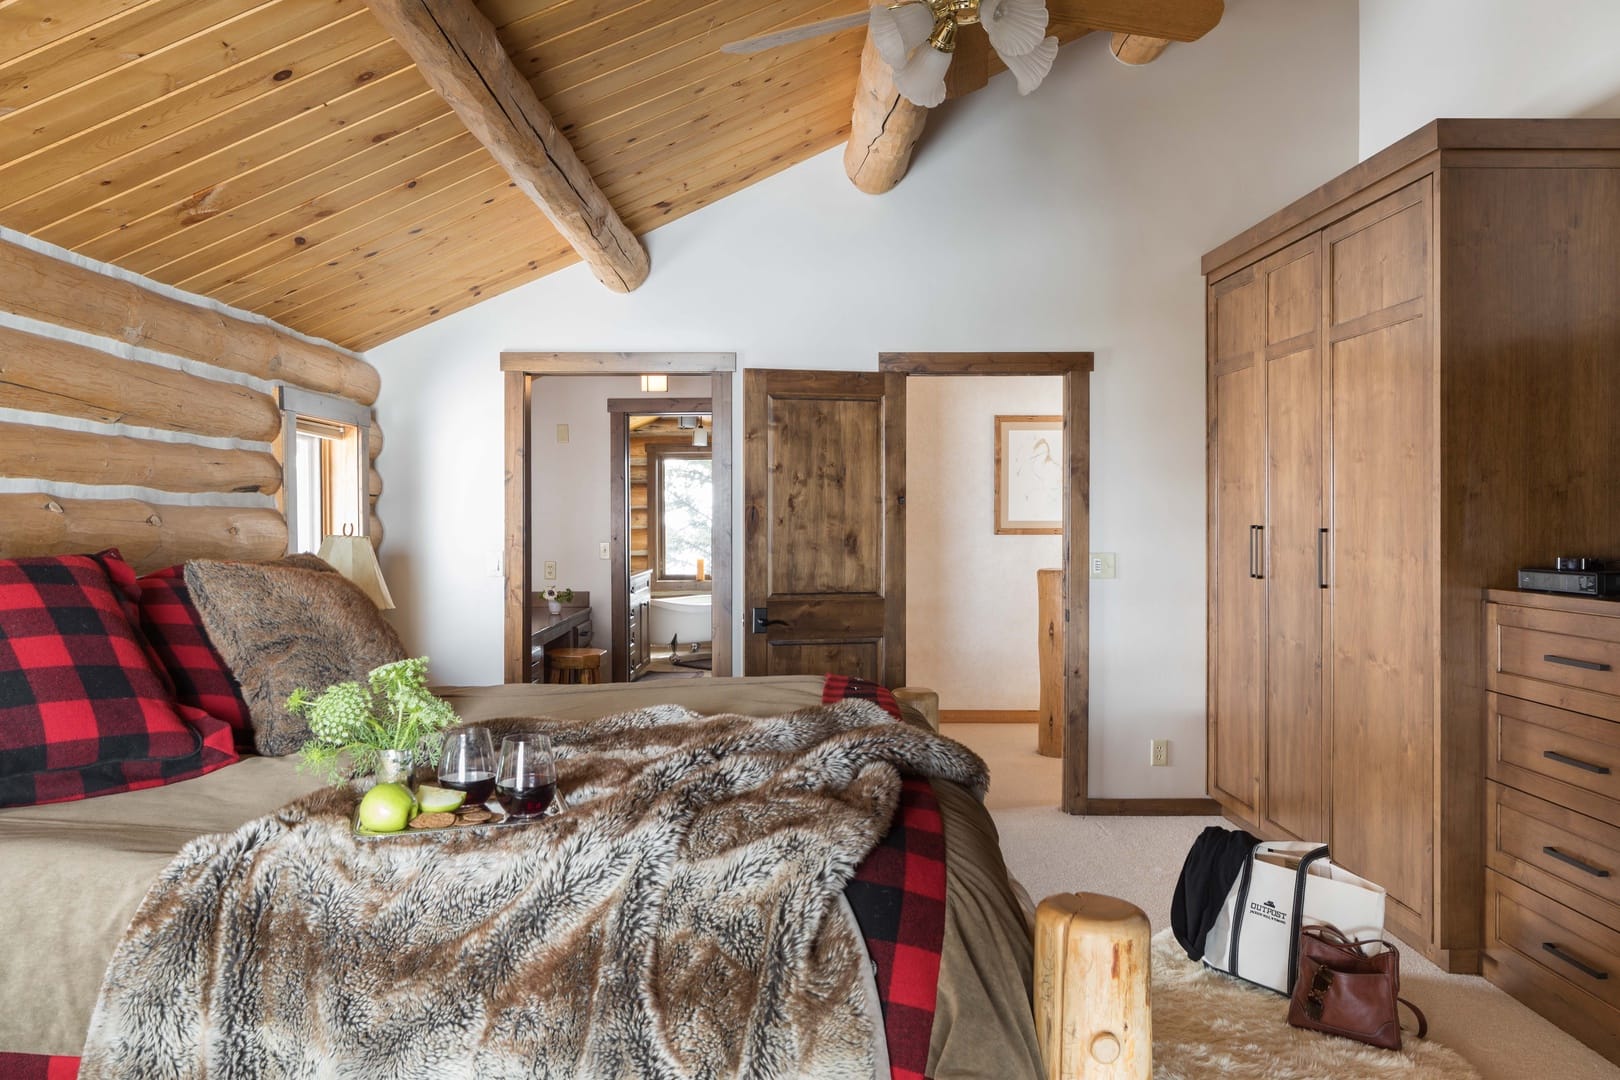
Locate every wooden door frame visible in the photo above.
<box><xmin>879</xmin><ymin>351</ymin><xmax>1094</xmax><ymax>814</ymax></box>
<box><xmin>501</xmin><ymin>352</ymin><xmax>736</xmax><ymax>684</ymax></box>
<box><xmin>607</xmin><ymin>397</ymin><xmax>715</xmax><ymax>683</ymax></box>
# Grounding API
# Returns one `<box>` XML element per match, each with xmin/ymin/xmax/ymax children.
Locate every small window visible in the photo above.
<box><xmin>651</xmin><ymin>446</ymin><xmax>712</xmax><ymax>586</ymax></box>
<box><xmin>280</xmin><ymin>388</ymin><xmax>370</xmax><ymax>554</ymax></box>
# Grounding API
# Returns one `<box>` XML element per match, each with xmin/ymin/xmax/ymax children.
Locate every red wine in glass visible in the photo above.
<box><xmin>495</xmin><ymin>778</ymin><xmax>556</xmax><ymax>819</ymax></box>
<box><xmin>439</xmin><ymin>770</ymin><xmax>495</xmax><ymax>805</ymax></box>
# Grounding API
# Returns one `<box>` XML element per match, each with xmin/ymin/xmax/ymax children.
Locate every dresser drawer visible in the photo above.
<box><xmin>1488</xmin><ymin>782</ymin><xmax>1620</xmax><ymax>930</ymax></box>
<box><xmin>1488</xmin><ymin>693</ymin><xmax>1620</xmax><ymax>822</ymax></box>
<box><xmin>1490</xmin><ymin>602</ymin><xmax>1620</xmax><ymax>721</ymax></box>
<box><xmin>1485</xmin><ymin>870</ymin><xmax>1620</xmax><ymax>1063</ymax></box>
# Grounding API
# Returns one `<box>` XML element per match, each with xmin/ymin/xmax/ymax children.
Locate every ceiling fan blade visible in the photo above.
<box><xmin>720</xmin><ymin>11</ymin><xmax>871</xmax><ymax>55</ymax></box>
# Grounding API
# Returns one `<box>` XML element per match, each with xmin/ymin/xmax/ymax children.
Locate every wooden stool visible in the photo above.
<box><xmin>547</xmin><ymin>647</ymin><xmax>606</xmax><ymax>685</ymax></box>
<box><xmin>1037</xmin><ymin>568</ymin><xmax>1064</xmax><ymax>758</ymax></box>
<box><xmin>1034</xmin><ymin>893</ymin><xmax>1151</xmax><ymax>1080</ymax></box>
<box><xmin>893</xmin><ymin>687</ymin><xmax>940</xmax><ymax>732</ymax></box>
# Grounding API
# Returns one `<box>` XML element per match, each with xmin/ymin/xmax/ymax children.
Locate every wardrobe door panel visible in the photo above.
<box><xmin>1262</xmin><ymin>238</ymin><xmax>1325</xmax><ymax>842</ymax></box>
<box><xmin>1209</xmin><ymin>271</ymin><xmax>1266</xmax><ymax>824</ymax></box>
<box><xmin>1325</xmin><ymin>182</ymin><xmax>1437</xmax><ymax>933</ymax></box>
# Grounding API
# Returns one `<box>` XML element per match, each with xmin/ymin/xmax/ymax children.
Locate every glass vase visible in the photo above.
<box><xmin>374</xmin><ymin>748</ymin><xmax>414</xmax><ymax>786</ymax></box>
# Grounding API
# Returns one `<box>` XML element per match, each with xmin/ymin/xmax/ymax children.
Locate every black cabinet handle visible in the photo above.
<box><xmin>1543</xmin><ymin>846</ymin><xmax>1611</xmax><ymax>878</ymax></box>
<box><xmin>1253</xmin><ymin>525</ymin><xmax>1265</xmax><ymax>580</ymax></box>
<box><xmin>1248</xmin><ymin>526</ymin><xmax>1258</xmax><ymax>579</ymax></box>
<box><xmin>1317</xmin><ymin>528</ymin><xmax>1329</xmax><ymax>590</ymax></box>
<box><xmin>1543</xmin><ymin>942</ymin><xmax>1610</xmax><ymax>981</ymax></box>
<box><xmin>1544</xmin><ymin>750</ymin><xmax>1612</xmax><ymax>775</ymax></box>
<box><xmin>1544</xmin><ymin>654</ymin><xmax>1612</xmax><ymax>673</ymax></box>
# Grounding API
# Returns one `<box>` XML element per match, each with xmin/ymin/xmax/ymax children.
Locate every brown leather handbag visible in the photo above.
<box><xmin>1286</xmin><ymin>924</ymin><xmax>1428</xmax><ymax>1051</ymax></box>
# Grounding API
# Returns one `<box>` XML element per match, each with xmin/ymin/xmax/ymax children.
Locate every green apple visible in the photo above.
<box><xmin>416</xmin><ymin>784</ymin><xmax>467</xmax><ymax>814</ymax></box>
<box><xmin>359</xmin><ymin>782</ymin><xmax>416</xmax><ymax>832</ymax></box>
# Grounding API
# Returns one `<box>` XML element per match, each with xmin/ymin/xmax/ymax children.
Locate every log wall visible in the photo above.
<box><xmin>0</xmin><ymin>229</ymin><xmax>385</xmax><ymax>573</ymax></box>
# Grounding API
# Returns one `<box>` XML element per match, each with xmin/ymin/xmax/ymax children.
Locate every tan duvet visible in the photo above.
<box><xmin>0</xmin><ymin>676</ymin><xmax>1040</xmax><ymax>1077</ymax></box>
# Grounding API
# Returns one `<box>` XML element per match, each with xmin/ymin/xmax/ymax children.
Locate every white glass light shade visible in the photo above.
<box><xmin>980</xmin><ymin>0</ymin><xmax>1049</xmax><ymax>57</ymax></box>
<box><xmin>316</xmin><ymin>533</ymin><xmax>395</xmax><ymax>610</ymax></box>
<box><xmin>870</xmin><ymin>2</ymin><xmax>936</xmax><ymax>69</ymax></box>
<box><xmin>640</xmin><ymin>374</ymin><xmax>668</xmax><ymax>393</ymax></box>
<box><xmin>893</xmin><ymin>41</ymin><xmax>953</xmax><ymax>107</ymax></box>
<box><xmin>1001</xmin><ymin>35</ymin><xmax>1058</xmax><ymax>95</ymax></box>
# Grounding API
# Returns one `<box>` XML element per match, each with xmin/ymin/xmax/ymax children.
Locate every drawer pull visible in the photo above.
<box><xmin>1542</xmin><ymin>942</ymin><xmax>1610</xmax><ymax>981</ymax></box>
<box><xmin>1543</xmin><ymin>846</ymin><xmax>1612</xmax><ymax>878</ymax></box>
<box><xmin>1544</xmin><ymin>654</ymin><xmax>1612</xmax><ymax>673</ymax></box>
<box><xmin>1543</xmin><ymin>750</ymin><xmax>1612</xmax><ymax>776</ymax></box>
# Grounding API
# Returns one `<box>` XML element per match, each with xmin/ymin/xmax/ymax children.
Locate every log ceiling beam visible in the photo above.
<box><xmin>362</xmin><ymin>0</ymin><xmax>649</xmax><ymax>293</ymax></box>
<box><xmin>843</xmin><ymin>0</ymin><xmax>1222</xmax><ymax>194</ymax></box>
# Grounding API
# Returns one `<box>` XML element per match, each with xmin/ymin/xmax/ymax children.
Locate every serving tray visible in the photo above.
<box><xmin>352</xmin><ymin>793</ymin><xmax>565</xmax><ymax>840</ymax></box>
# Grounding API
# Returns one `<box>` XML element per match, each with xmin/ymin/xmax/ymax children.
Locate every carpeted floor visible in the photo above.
<box><xmin>947</xmin><ymin>722</ymin><xmax>1620</xmax><ymax>1080</ymax></box>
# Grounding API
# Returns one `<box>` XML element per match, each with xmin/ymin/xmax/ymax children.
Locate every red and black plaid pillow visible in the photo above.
<box><xmin>135</xmin><ymin>566</ymin><xmax>254</xmax><ymax>750</ymax></box>
<box><xmin>0</xmin><ymin>553</ymin><xmax>237</xmax><ymax>807</ymax></box>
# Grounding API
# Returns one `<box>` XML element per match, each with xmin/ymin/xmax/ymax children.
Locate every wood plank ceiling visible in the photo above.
<box><xmin>0</xmin><ymin>1</ymin><xmax>1213</xmax><ymax>351</ymax></box>
<box><xmin>0</xmin><ymin>0</ymin><xmax>871</xmax><ymax>350</ymax></box>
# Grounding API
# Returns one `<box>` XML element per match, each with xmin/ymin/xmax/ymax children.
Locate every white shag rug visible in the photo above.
<box><xmin>1152</xmin><ymin>931</ymin><xmax>1481</xmax><ymax>1080</ymax></box>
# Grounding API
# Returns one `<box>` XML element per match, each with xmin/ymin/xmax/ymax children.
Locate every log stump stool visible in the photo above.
<box><xmin>1033</xmin><ymin>893</ymin><xmax>1151</xmax><ymax>1080</ymax></box>
<box><xmin>548</xmin><ymin>647</ymin><xmax>606</xmax><ymax>685</ymax></box>
<box><xmin>1037</xmin><ymin>568</ymin><xmax>1064</xmax><ymax>758</ymax></box>
<box><xmin>893</xmin><ymin>687</ymin><xmax>940</xmax><ymax>731</ymax></box>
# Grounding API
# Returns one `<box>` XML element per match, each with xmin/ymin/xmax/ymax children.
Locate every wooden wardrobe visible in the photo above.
<box><xmin>1203</xmin><ymin>120</ymin><xmax>1620</xmax><ymax>972</ymax></box>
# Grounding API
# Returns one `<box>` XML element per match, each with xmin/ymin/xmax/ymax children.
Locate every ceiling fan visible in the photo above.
<box><xmin>721</xmin><ymin>0</ymin><xmax>1059</xmax><ymax>109</ymax></box>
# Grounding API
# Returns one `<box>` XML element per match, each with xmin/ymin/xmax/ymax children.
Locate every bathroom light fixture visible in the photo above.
<box><xmin>640</xmin><ymin>375</ymin><xmax>668</xmax><ymax>393</ymax></box>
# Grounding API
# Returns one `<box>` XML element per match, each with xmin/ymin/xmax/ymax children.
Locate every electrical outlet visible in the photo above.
<box><xmin>1150</xmin><ymin>739</ymin><xmax>1169</xmax><ymax>767</ymax></box>
<box><xmin>599</xmin><ymin>542</ymin><xmax>610</xmax><ymax>560</ymax></box>
<box><xmin>543</xmin><ymin>560</ymin><xmax>557</xmax><ymax>581</ymax></box>
<box><xmin>1090</xmin><ymin>553</ymin><xmax>1117</xmax><ymax>580</ymax></box>
<box><xmin>556</xmin><ymin>424</ymin><xmax>569</xmax><ymax>443</ymax></box>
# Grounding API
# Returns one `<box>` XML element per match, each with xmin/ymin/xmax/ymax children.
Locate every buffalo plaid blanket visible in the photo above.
<box><xmin>7</xmin><ymin>675</ymin><xmax>947</xmax><ymax>1079</ymax></box>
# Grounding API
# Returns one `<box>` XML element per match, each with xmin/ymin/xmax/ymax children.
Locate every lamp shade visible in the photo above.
<box><xmin>1001</xmin><ymin>35</ymin><xmax>1058</xmax><ymax>95</ymax></box>
<box><xmin>980</xmin><ymin>0</ymin><xmax>1049</xmax><ymax>58</ymax></box>
<box><xmin>316</xmin><ymin>533</ymin><xmax>395</xmax><ymax>610</ymax></box>
<box><xmin>893</xmin><ymin>39</ymin><xmax>953</xmax><ymax>107</ymax></box>
<box><xmin>870</xmin><ymin>1</ymin><xmax>936</xmax><ymax>69</ymax></box>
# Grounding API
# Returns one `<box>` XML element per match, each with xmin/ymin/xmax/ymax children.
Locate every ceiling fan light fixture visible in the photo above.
<box><xmin>893</xmin><ymin>18</ymin><xmax>955</xmax><ymax>107</ymax></box>
<box><xmin>1000</xmin><ymin>34</ymin><xmax>1058</xmax><ymax>94</ymax></box>
<box><xmin>979</xmin><ymin>0</ymin><xmax>1049</xmax><ymax>57</ymax></box>
<box><xmin>870</xmin><ymin>2</ymin><xmax>937</xmax><ymax>69</ymax></box>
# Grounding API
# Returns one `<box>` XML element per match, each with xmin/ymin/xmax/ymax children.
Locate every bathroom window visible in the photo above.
<box><xmin>650</xmin><ymin>445</ymin><xmax>712</xmax><ymax>588</ymax></box>
<box><xmin>280</xmin><ymin>387</ymin><xmax>370</xmax><ymax>554</ymax></box>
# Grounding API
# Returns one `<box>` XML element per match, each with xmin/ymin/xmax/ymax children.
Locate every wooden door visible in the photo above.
<box><xmin>1260</xmin><ymin>237</ymin><xmax>1327</xmax><ymax>841</ymax></box>
<box><xmin>743</xmin><ymin>370</ymin><xmax>905</xmax><ymax>687</ymax></box>
<box><xmin>1208</xmin><ymin>269</ymin><xmax>1267</xmax><ymax>825</ymax></box>
<box><xmin>1323</xmin><ymin>180</ymin><xmax>1437</xmax><ymax>936</ymax></box>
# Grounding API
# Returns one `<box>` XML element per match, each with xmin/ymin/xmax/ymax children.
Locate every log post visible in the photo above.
<box><xmin>1109</xmin><ymin>33</ymin><xmax>1170</xmax><ymax>65</ymax></box>
<box><xmin>843</xmin><ymin>32</ymin><xmax>929</xmax><ymax>195</ymax></box>
<box><xmin>1038</xmin><ymin>567</ymin><xmax>1065</xmax><ymax>758</ymax></box>
<box><xmin>1034</xmin><ymin>893</ymin><xmax>1152</xmax><ymax>1080</ymax></box>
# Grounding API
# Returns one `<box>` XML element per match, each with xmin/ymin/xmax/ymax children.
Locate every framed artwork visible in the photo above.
<box><xmin>995</xmin><ymin>415</ymin><xmax>1063</xmax><ymax>535</ymax></box>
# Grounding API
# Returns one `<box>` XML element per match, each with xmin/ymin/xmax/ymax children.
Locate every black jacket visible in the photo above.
<box><xmin>1171</xmin><ymin>825</ymin><xmax>1259</xmax><ymax>960</ymax></box>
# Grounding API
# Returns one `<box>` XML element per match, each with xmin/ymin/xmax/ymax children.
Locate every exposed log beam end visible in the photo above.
<box><xmin>1110</xmin><ymin>33</ymin><xmax>1170</xmax><ymax>64</ymax></box>
<box><xmin>364</xmin><ymin>0</ymin><xmax>648</xmax><ymax>292</ymax></box>
<box><xmin>1049</xmin><ymin>0</ymin><xmax>1222</xmax><ymax>42</ymax></box>
<box><xmin>843</xmin><ymin>33</ymin><xmax>930</xmax><ymax>196</ymax></box>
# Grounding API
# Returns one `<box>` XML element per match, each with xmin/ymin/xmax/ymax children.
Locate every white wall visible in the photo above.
<box><xmin>1360</xmin><ymin>0</ymin><xmax>1620</xmax><ymax>158</ymax></box>
<box><xmin>371</xmin><ymin>0</ymin><xmax>1359</xmax><ymax>797</ymax></box>
<box><xmin>907</xmin><ymin>376</ymin><xmax>1062</xmax><ymax>711</ymax></box>
<box><xmin>530</xmin><ymin>374</ymin><xmax>710</xmax><ymax>671</ymax></box>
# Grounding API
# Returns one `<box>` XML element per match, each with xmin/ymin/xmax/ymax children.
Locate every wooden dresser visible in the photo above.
<box><xmin>1485</xmin><ymin>589</ymin><xmax>1620</xmax><ymax>1063</ymax></box>
<box><xmin>1202</xmin><ymin>119</ymin><xmax>1620</xmax><ymax>972</ymax></box>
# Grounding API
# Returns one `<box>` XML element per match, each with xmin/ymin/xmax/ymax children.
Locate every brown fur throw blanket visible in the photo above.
<box><xmin>79</xmin><ymin>700</ymin><xmax>987</xmax><ymax>1078</ymax></box>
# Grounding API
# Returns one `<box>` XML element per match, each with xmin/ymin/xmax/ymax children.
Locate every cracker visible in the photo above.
<box><xmin>409</xmin><ymin>812</ymin><xmax>456</xmax><ymax>830</ymax></box>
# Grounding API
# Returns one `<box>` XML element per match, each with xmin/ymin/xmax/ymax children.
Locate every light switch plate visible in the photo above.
<box><xmin>543</xmin><ymin>560</ymin><xmax>557</xmax><ymax>581</ymax></box>
<box><xmin>556</xmin><ymin>424</ymin><xmax>569</xmax><ymax>443</ymax></box>
<box><xmin>1090</xmin><ymin>552</ymin><xmax>1117</xmax><ymax>579</ymax></box>
<box><xmin>599</xmin><ymin>542</ymin><xmax>610</xmax><ymax>560</ymax></box>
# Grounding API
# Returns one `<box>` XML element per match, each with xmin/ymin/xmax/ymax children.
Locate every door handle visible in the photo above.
<box><xmin>1543</xmin><ymin>942</ymin><xmax>1609</xmax><ymax>981</ymax></box>
<box><xmin>1317</xmin><ymin>528</ymin><xmax>1330</xmax><ymax>590</ymax></box>
<box><xmin>1544</xmin><ymin>654</ymin><xmax>1612</xmax><ymax>673</ymax></box>
<box><xmin>1253</xmin><ymin>525</ymin><xmax>1265</xmax><ymax>580</ymax></box>
<box><xmin>1542</xmin><ymin>846</ymin><xmax>1611</xmax><ymax>878</ymax></box>
<box><xmin>1248</xmin><ymin>526</ymin><xmax>1258</xmax><ymax>579</ymax></box>
<box><xmin>750</xmin><ymin>607</ymin><xmax>788</xmax><ymax>634</ymax></box>
<box><xmin>1543</xmin><ymin>749</ymin><xmax>1612</xmax><ymax>776</ymax></box>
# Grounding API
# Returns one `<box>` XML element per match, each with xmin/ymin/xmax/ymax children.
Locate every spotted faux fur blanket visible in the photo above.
<box><xmin>78</xmin><ymin>700</ymin><xmax>987</xmax><ymax>1079</ymax></box>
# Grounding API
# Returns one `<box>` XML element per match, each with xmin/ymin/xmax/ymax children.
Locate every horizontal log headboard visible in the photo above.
<box><xmin>0</xmin><ymin>231</ymin><xmax>385</xmax><ymax>574</ymax></box>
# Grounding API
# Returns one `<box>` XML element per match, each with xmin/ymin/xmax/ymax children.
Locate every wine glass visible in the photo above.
<box><xmin>496</xmin><ymin>733</ymin><xmax>558</xmax><ymax>821</ymax></box>
<box><xmin>437</xmin><ymin>727</ymin><xmax>497</xmax><ymax>807</ymax></box>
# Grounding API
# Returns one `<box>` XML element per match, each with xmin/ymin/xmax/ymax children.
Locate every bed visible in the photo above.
<box><xmin>0</xmin><ymin>674</ymin><xmax>1045</xmax><ymax>1078</ymax></box>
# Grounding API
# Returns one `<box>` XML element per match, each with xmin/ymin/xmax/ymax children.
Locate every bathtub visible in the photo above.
<box><xmin>648</xmin><ymin>592</ymin><xmax>712</xmax><ymax>647</ymax></box>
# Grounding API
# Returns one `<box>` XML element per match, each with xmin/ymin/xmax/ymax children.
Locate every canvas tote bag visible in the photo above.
<box><xmin>1201</xmin><ymin>842</ymin><xmax>1386</xmax><ymax>995</ymax></box>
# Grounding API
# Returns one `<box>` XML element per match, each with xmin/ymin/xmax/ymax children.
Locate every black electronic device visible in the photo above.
<box><xmin>1518</xmin><ymin>558</ymin><xmax>1620</xmax><ymax>598</ymax></box>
